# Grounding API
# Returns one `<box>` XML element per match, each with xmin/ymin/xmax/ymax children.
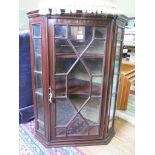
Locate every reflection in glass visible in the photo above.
<box><xmin>117</xmin><ymin>28</ymin><xmax>123</xmax><ymax>40</ymax></box>
<box><xmin>80</xmin><ymin>98</ymin><xmax>101</xmax><ymax>125</ymax></box>
<box><xmin>55</xmin><ymin>39</ymin><xmax>75</xmax><ymax>54</ymax></box>
<box><xmin>84</xmin><ymin>39</ymin><xmax>105</xmax><ymax>54</ymax></box>
<box><xmin>33</xmin><ymin>24</ymin><xmax>41</xmax><ymax>37</ymax></box>
<box><xmin>55</xmin><ymin>25</ymin><xmax>67</xmax><ymax>38</ymax></box>
<box><xmin>34</xmin><ymin>55</ymin><xmax>42</xmax><ymax>71</ymax></box>
<box><xmin>69</xmin><ymin>94</ymin><xmax>88</xmax><ymax>111</ymax></box>
<box><xmin>67</xmin><ymin>114</ymin><xmax>88</xmax><ymax>136</ymax></box>
<box><xmin>38</xmin><ymin>121</ymin><xmax>44</xmax><ymax>132</ymax></box>
<box><xmin>68</xmin><ymin>61</ymin><xmax>90</xmax><ymax>96</ymax></box>
<box><xmin>69</xmin><ymin>26</ymin><xmax>93</xmax><ymax>53</ymax></box>
<box><xmin>33</xmin><ymin>39</ymin><xmax>41</xmax><ymax>53</ymax></box>
<box><xmin>56</xmin><ymin>98</ymin><xmax>77</xmax><ymax>126</ymax></box>
<box><xmin>55</xmin><ymin>57</ymin><xmax>77</xmax><ymax>73</ymax></box>
<box><xmin>95</xmin><ymin>27</ymin><xmax>106</xmax><ymax>38</ymax></box>
<box><xmin>89</xmin><ymin>125</ymin><xmax>99</xmax><ymax>135</ymax></box>
<box><xmin>116</xmin><ymin>42</ymin><xmax>121</xmax><ymax>59</ymax></box>
<box><xmin>108</xmin><ymin>120</ymin><xmax>113</xmax><ymax>129</ymax></box>
<box><xmin>55</xmin><ymin>75</ymin><xmax>66</xmax><ymax>96</ymax></box>
<box><xmin>83</xmin><ymin>58</ymin><xmax>103</xmax><ymax>75</ymax></box>
<box><xmin>55</xmin><ymin>39</ymin><xmax>77</xmax><ymax>73</ymax></box>
<box><xmin>36</xmin><ymin>94</ymin><xmax>44</xmax><ymax>122</ymax></box>
<box><xmin>36</xmin><ymin>93</ymin><xmax>44</xmax><ymax>132</ymax></box>
<box><xmin>56</xmin><ymin>127</ymin><xmax>66</xmax><ymax>137</ymax></box>
<box><xmin>109</xmin><ymin>95</ymin><xmax>116</xmax><ymax>120</ymax></box>
<box><xmin>35</xmin><ymin>73</ymin><xmax>43</xmax><ymax>90</ymax></box>
<box><xmin>112</xmin><ymin>75</ymin><xmax>118</xmax><ymax>94</ymax></box>
<box><xmin>92</xmin><ymin>76</ymin><xmax>103</xmax><ymax>96</ymax></box>
<box><xmin>114</xmin><ymin>60</ymin><xmax>120</xmax><ymax>74</ymax></box>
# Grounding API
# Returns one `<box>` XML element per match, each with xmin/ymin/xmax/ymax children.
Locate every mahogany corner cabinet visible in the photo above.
<box><xmin>27</xmin><ymin>9</ymin><xmax>127</xmax><ymax>147</ymax></box>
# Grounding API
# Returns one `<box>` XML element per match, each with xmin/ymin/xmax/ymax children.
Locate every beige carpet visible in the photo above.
<box><xmin>78</xmin><ymin>117</ymin><xmax>135</xmax><ymax>155</ymax></box>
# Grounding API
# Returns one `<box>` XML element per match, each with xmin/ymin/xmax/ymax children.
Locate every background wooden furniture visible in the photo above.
<box><xmin>27</xmin><ymin>9</ymin><xmax>127</xmax><ymax>147</ymax></box>
<box><xmin>117</xmin><ymin>62</ymin><xmax>135</xmax><ymax>110</ymax></box>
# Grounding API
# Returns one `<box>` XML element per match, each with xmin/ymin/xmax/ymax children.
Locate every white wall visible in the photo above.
<box><xmin>19</xmin><ymin>0</ymin><xmax>41</xmax><ymax>11</ymax></box>
<box><xmin>113</xmin><ymin>0</ymin><xmax>135</xmax><ymax>17</ymax></box>
<box><xmin>20</xmin><ymin>0</ymin><xmax>134</xmax><ymax>17</ymax></box>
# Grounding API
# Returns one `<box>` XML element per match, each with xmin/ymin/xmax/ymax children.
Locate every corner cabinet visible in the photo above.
<box><xmin>27</xmin><ymin>10</ymin><xmax>127</xmax><ymax>147</ymax></box>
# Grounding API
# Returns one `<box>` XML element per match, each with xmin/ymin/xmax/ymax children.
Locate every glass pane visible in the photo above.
<box><xmin>36</xmin><ymin>94</ymin><xmax>44</xmax><ymax>122</ymax></box>
<box><xmin>38</xmin><ymin>121</ymin><xmax>44</xmax><ymax>132</ymax></box>
<box><xmin>69</xmin><ymin>26</ymin><xmax>93</xmax><ymax>53</ymax></box>
<box><xmin>89</xmin><ymin>125</ymin><xmax>99</xmax><ymax>135</ymax></box>
<box><xmin>33</xmin><ymin>24</ymin><xmax>41</xmax><ymax>37</ymax></box>
<box><xmin>34</xmin><ymin>54</ymin><xmax>42</xmax><ymax>71</ymax></box>
<box><xmin>35</xmin><ymin>87</ymin><xmax>43</xmax><ymax>95</ymax></box>
<box><xmin>55</xmin><ymin>25</ymin><xmax>67</xmax><ymax>38</ymax></box>
<box><xmin>32</xmin><ymin>26</ymin><xmax>44</xmax><ymax>133</ymax></box>
<box><xmin>55</xmin><ymin>39</ymin><xmax>75</xmax><ymax>54</ymax></box>
<box><xmin>56</xmin><ymin>127</ymin><xmax>66</xmax><ymax>137</ymax></box>
<box><xmin>56</xmin><ymin>98</ymin><xmax>77</xmax><ymax>126</ymax></box>
<box><xmin>109</xmin><ymin>95</ymin><xmax>116</xmax><ymax>120</ymax></box>
<box><xmin>67</xmin><ymin>114</ymin><xmax>88</xmax><ymax>136</ymax></box>
<box><xmin>116</xmin><ymin>42</ymin><xmax>121</xmax><ymax>59</ymax></box>
<box><xmin>55</xmin><ymin>75</ymin><xmax>66</xmax><ymax>96</ymax></box>
<box><xmin>112</xmin><ymin>75</ymin><xmax>118</xmax><ymax>94</ymax></box>
<box><xmin>84</xmin><ymin>39</ymin><xmax>105</xmax><ymax>55</ymax></box>
<box><xmin>117</xmin><ymin>28</ymin><xmax>123</xmax><ymax>40</ymax></box>
<box><xmin>80</xmin><ymin>98</ymin><xmax>101</xmax><ymax>125</ymax></box>
<box><xmin>68</xmin><ymin>61</ymin><xmax>90</xmax><ymax>96</ymax></box>
<box><xmin>83</xmin><ymin>58</ymin><xmax>103</xmax><ymax>75</ymax></box>
<box><xmin>92</xmin><ymin>76</ymin><xmax>103</xmax><ymax>96</ymax></box>
<box><xmin>95</xmin><ymin>27</ymin><xmax>106</xmax><ymax>38</ymax></box>
<box><xmin>33</xmin><ymin>39</ymin><xmax>41</xmax><ymax>53</ymax></box>
<box><xmin>55</xmin><ymin>39</ymin><xmax>77</xmax><ymax>73</ymax></box>
<box><xmin>114</xmin><ymin>60</ymin><xmax>120</xmax><ymax>74</ymax></box>
<box><xmin>55</xmin><ymin>57</ymin><xmax>77</xmax><ymax>73</ymax></box>
<box><xmin>68</xmin><ymin>94</ymin><xmax>88</xmax><ymax>111</ymax></box>
<box><xmin>108</xmin><ymin>120</ymin><xmax>113</xmax><ymax>129</ymax></box>
<box><xmin>35</xmin><ymin>73</ymin><xmax>43</xmax><ymax>90</ymax></box>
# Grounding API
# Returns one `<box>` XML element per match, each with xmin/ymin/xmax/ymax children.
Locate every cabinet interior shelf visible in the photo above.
<box><xmin>56</xmin><ymin>52</ymin><xmax>104</xmax><ymax>59</ymax></box>
<box><xmin>35</xmin><ymin>79</ymin><xmax>101</xmax><ymax>96</ymax></box>
<box><xmin>55</xmin><ymin>37</ymin><xmax>106</xmax><ymax>40</ymax></box>
<box><xmin>56</xmin><ymin>78</ymin><xmax>101</xmax><ymax>96</ymax></box>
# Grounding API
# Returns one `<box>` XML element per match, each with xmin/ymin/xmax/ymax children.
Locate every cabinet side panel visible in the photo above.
<box><xmin>102</xmin><ymin>19</ymin><xmax>117</xmax><ymax>137</ymax></box>
<box><xmin>106</xmin><ymin>17</ymin><xmax>127</xmax><ymax>134</ymax></box>
<box><xmin>28</xmin><ymin>16</ymin><xmax>49</xmax><ymax>140</ymax></box>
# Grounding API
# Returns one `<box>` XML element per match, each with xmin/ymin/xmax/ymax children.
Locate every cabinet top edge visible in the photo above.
<box><xmin>27</xmin><ymin>9</ymin><xmax>128</xmax><ymax>22</ymax></box>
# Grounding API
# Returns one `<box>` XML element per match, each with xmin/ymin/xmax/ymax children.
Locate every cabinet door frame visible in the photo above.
<box><xmin>48</xmin><ymin>17</ymin><xmax>113</xmax><ymax>142</ymax></box>
<box><xmin>104</xmin><ymin>20</ymin><xmax>126</xmax><ymax>137</ymax></box>
<box><xmin>29</xmin><ymin>16</ymin><xmax>49</xmax><ymax>141</ymax></box>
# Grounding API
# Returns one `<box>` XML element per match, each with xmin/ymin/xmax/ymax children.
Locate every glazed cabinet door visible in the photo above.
<box><xmin>49</xmin><ymin>19</ymin><xmax>111</xmax><ymax>141</ymax></box>
<box><xmin>29</xmin><ymin>16</ymin><xmax>49</xmax><ymax>138</ymax></box>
